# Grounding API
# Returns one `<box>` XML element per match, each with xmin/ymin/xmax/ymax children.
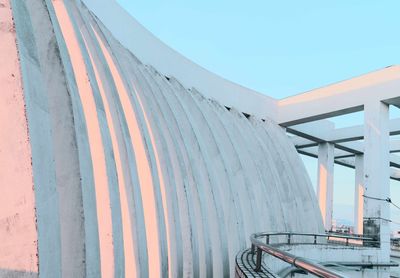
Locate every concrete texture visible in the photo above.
<box><xmin>0</xmin><ymin>0</ymin><xmax>38</xmax><ymax>275</ymax></box>
<box><xmin>2</xmin><ymin>0</ymin><xmax>324</xmax><ymax>277</ymax></box>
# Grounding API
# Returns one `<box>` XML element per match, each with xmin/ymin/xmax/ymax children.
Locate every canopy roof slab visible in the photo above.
<box><xmin>278</xmin><ymin>66</ymin><xmax>400</xmax><ymax>126</ymax></box>
<box><xmin>289</xmin><ymin>118</ymin><xmax>400</xmax><ymax>146</ymax></box>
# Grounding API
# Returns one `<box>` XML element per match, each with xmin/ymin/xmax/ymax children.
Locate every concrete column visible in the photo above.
<box><xmin>363</xmin><ymin>101</ymin><xmax>390</xmax><ymax>261</ymax></box>
<box><xmin>354</xmin><ymin>154</ymin><xmax>364</xmax><ymax>234</ymax></box>
<box><xmin>317</xmin><ymin>142</ymin><xmax>335</xmax><ymax>231</ymax></box>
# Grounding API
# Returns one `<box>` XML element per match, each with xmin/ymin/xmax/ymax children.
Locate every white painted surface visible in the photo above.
<box><xmin>363</xmin><ymin>101</ymin><xmax>391</xmax><ymax>261</ymax></box>
<box><xmin>81</xmin><ymin>0</ymin><xmax>278</xmax><ymax>121</ymax></box>
<box><xmin>354</xmin><ymin>154</ymin><xmax>364</xmax><ymax>234</ymax></box>
<box><xmin>6</xmin><ymin>0</ymin><xmax>399</xmax><ymax>276</ymax></box>
<box><xmin>4</xmin><ymin>0</ymin><xmax>325</xmax><ymax>276</ymax></box>
<box><xmin>279</xmin><ymin>66</ymin><xmax>400</xmax><ymax>126</ymax></box>
<box><xmin>0</xmin><ymin>0</ymin><xmax>38</xmax><ymax>276</ymax></box>
<box><xmin>317</xmin><ymin>143</ymin><xmax>335</xmax><ymax>231</ymax></box>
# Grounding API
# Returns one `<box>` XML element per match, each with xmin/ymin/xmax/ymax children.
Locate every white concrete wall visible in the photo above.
<box><xmin>317</xmin><ymin>142</ymin><xmax>335</xmax><ymax>231</ymax></box>
<box><xmin>3</xmin><ymin>0</ymin><xmax>324</xmax><ymax>277</ymax></box>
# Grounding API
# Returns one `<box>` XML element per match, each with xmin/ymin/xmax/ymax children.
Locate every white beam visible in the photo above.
<box><xmin>390</xmin><ymin>140</ymin><xmax>400</xmax><ymax>153</ymax></box>
<box><xmin>289</xmin><ymin>119</ymin><xmax>400</xmax><ymax>147</ymax></box>
<box><xmin>301</xmin><ymin>146</ymin><xmax>352</xmax><ymax>159</ymax></box>
<box><xmin>334</xmin><ymin>157</ymin><xmax>356</xmax><ymax>169</ymax></box>
<box><xmin>299</xmin><ymin>148</ymin><xmax>400</xmax><ymax>182</ymax></box>
<box><xmin>290</xmin><ymin>136</ymin><xmax>316</xmax><ymax>148</ymax></box>
<box><xmin>391</xmin><ymin>153</ymin><xmax>400</xmax><ymax>168</ymax></box>
<box><xmin>278</xmin><ymin>66</ymin><xmax>400</xmax><ymax>126</ymax></box>
<box><xmin>392</xmin><ymin>168</ymin><xmax>400</xmax><ymax>180</ymax></box>
<box><xmin>329</xmin><ymin>125</ymin><xmax>364</xmax><ymax>143</ymax></box>
<box><xmin>335</xmin><ymin>141</ymin><xmax>363</xmax><ymax>154</ymax></box>
<box><xmin>294</xmin><ymin>137</ymin><xmax>400</xmax><ymax>154</ymax></box>
<box><xmin>328</xmin><ymin>119</ymin><xmax>400</xmax><ymax>143</ymax></box>
<box><xmin>287</xmin><ymin>120</ymin><xmax>333</xmax><ymax>142</ymax></box>
<box><xmin>289</xmin><ymin>130</ymin><xmax>400</xmax><ymax>166</ymax></box>
<box><xmin>317</xmin><ymin>143</ymin><xmax>335</xmax><ymax>231</ymax></box>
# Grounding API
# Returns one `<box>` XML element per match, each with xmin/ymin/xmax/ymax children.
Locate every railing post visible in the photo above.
<box><xmin>314</xmin><ymin>235</ymin><xmax>317</xmax><ymax>244</ymax></box>
<box><xmin>266</xmin><ymin>235</ymin><xmax>270</xmax><ymax>245</ymax></box>
<box><xmin>346</xmin><ymin>238</ymin><xmax>349</xmax><ymax>246</ymax></box>
<box><xmin>288</xmin><ymin>234</ymin><xmax>291</xmax><ymax>244</ymax></box>
<box><xmin>254</xmin><ymin>248</ymin><xmax>262</xmax><ymax>272</ymax></box>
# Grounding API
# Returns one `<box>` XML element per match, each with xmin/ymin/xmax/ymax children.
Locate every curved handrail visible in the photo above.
<box><xmin>250</xmin><ymin>232</ymin><xmax>378</xmax><ymax>278</ymax></box>
<box><xmin>253</xmin><ymin>231</ymin><xmax>376</xmax><ymax>246</ymax></box>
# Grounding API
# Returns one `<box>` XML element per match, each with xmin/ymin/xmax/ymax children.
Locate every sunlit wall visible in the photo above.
<box><xmin>1</xmin><ymin>0</ymin><xmax>323</xmax><ymax>277</ymax></box>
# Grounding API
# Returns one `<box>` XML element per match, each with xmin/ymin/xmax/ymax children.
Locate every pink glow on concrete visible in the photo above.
<box><xmin>93</xmin><ymin>28</ymin><xmax>162</xmax><ymax>278</ymax></box>
<box><xmin>52</xmin><ymin>2</ymin><xmax>114</xmax><ymax>277</ymax></box>
<box><xmin>355</xmin><ymin>184</ymin><xmax>364</xmax><ymax>233</ymax></box>
<box><xmin>0</xmin><ymin>0</ymin><xmax>38</xmax><ymax>273</ymax></box>
<box><xmin>83</xmin><ymin>35</ymin><xmax>137</xmax><ymax>277</ymax></box>
<box><xmin>318</xmin><ymin>165</ymin><xmax>328</xmax><ymax>225</ymax></box>
<box><xmin>130</xmin><ymin>71</ymin><xmax>173</xmax><ymax>277</ymax></box>
<box><xmin>279</xmin><ymin>66</ymin><xmax>400</xmax><ymax>106</ymax></box>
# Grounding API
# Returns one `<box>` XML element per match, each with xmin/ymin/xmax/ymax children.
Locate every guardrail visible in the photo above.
<box><xmin>392</xmin><ymin>238</ymin><xmax>400</xmax><ymax>249</ymax></box>
<box><xmin>250</xmin><ymin>232</ymin><xmax>378</xmax><ymax>278</ymax></box>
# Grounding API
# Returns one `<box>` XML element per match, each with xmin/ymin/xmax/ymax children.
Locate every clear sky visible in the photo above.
<box><xmin>116</xmin><ymin>0</ymin><xmax>400</xmax><ymax>98</ymax></box>
<box><xmin>116</xmin><ymin>0</ymin><xmax>400</xmax><ymax>230</ymax></box>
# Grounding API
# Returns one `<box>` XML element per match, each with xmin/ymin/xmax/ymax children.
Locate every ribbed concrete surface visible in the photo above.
<box><xmin>235</xmin><ymin>249</ymin><xmax>278</xmax><ymax>278</ymax></box>
<box><xmin>3</xmin><ymin>0</ymin><xmax>323</xmax><ymax>277</ymax></box>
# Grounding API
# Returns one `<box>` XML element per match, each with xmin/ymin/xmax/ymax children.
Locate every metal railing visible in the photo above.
<box><xmin>392</xmin><ymin>238</ymin><xmax>400</xmax><ymax>249</ymax></box>
<box><xmin>250</xmin><ymin>232</ymin><xmax>377</xmax><ymax>278</ymax></box>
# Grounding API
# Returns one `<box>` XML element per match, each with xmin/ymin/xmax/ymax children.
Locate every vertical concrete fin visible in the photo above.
<box><xmin>11</xmin><ymin>0</ymin><xmax>62</xmax><ymax>276</ymax></box>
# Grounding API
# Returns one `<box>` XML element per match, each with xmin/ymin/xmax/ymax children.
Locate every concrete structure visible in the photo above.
<box><xmin>1</xmin><ymin>0</ymin><xmax>399</xmax><ymax>277</ymax></box>
<box><xmin>354</xmin><ymin>154</ymin><xmax>364</xmax><ymax>234</ymax></box>
<box><xmin>317</xmin><ymin>143</ymin><xmax>335</xmax><ymax>230</ymax></box>
<box><xmin>1</xmin><ymin>0</ymin><xmax>323</xmax><ymax>277</ymax></box>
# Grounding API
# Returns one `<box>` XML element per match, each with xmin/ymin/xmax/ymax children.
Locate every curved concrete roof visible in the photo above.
<box><xmin>82</xmin><ymin>0</ymin><xmax>278</xmax><ymax>120</ymax></box>
<box><xmin>2</xmin><ymin>0</ymin><xmax>324</xmax><ymax>277</ymax></box>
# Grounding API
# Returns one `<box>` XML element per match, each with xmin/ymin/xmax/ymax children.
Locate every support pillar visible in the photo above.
<box><xmin>363</xmin><ymin>101</ymin><xmax>390</xmax><ymax>261</ymax></box>
<box><xmin>354</xmin><ymin>154</ymin><xmax>364</xmax><ymax>234</ymax></box>
<box><xmin>317</xmin><ymin>142</ymin><xmax>335</xmax><ymax>231</ymax></box>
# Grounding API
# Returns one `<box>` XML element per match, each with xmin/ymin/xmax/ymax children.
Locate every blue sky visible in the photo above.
<box><xmin>116</xmin><ymin>0</ymin><xmax>400</xmax><ymax>98</ymax></box>
<box><xmin>116</xmin><ymin>1</ymin><xmax>400</xmax><ymax>230</ymax></box>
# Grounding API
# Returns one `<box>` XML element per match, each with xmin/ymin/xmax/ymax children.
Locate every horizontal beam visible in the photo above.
<box><xmin>391</xmin><ymin>168</ymin><xmax>400</xmax><ymax>181</ymax></box>
<box><xmin>391</xmin><ymin>140</ymin><xmax>400</xmax><ymax>153</ymax></box>
<box><xmin>278</xmin><ymin>66</ymin><xmax>400</xmax><ymax>126</ymax></box>
<box><xmin>329</xmin><ymin>118</ymin><xmax>400</xmax><ymax>143</ymax></box>
<box><xmin>289</xmin><ymin>118</ymin><xmax>400</xmax><ymax>145</ymax></box>
<box><xmin>297</xmin><ymin>143</ymin><xmax>400</xmax><ymax>168</ymax></box>
<box><xmin>299</xmin><ymin>146</ymin><xmax>352</xmax><ymax>158</ymax></box>
<box><xmin>299</xmin><ymin>152</ymin><xmax>400</xmax><ymax>181</ymax></box>
<box><xmin>293</xmin><ymin>136</ymin><xmax>400</xmax><ymax>154</ymax></box>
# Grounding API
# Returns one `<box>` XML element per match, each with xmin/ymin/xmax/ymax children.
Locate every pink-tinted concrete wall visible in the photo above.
<box><xmin>3</xmin><ymin>0</ymin><xmax>323</xmax><ymax>277</ymax></box>
<box><xmin>0</xmin><ymin>0</ymin><xmax>38</xmax><ymax>276</ymax></box>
